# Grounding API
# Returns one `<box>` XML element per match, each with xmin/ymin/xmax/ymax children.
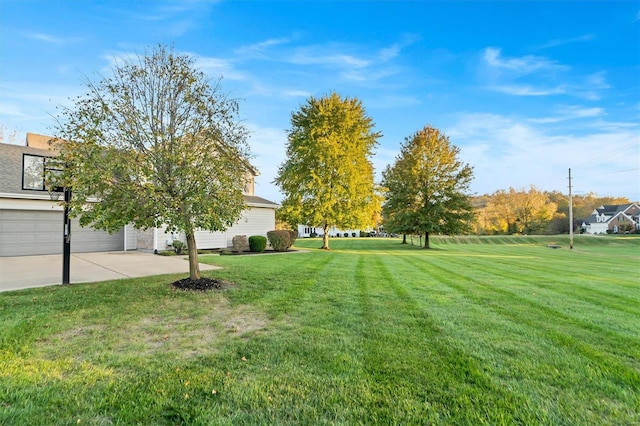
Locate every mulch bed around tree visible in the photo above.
<box><xmin>171</xmin><ymin>277</ymin><xmax>236</xmax><ymax>292</ymax></box>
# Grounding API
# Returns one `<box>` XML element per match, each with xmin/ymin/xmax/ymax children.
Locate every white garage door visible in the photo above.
<box><xmin>0</xmin><ymin>210</ymin><xmax>124</xmax><ymax>257</ymax></box>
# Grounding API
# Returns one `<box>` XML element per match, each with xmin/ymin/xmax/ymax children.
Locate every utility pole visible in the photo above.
<box><xmin>569</xmin><ymin>168</ymin><xmax>573</xmax><ymax>250</ymax></box>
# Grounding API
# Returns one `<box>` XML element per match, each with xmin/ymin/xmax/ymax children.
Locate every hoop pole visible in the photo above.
<box><xmin>62</xmin><ymin>188</ymin><xmax>71</xmax><ymax>285</ymax></box>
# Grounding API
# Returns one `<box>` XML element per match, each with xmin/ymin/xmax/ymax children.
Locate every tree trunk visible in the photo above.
<box><xmin>321</xmin><ymin>223</ymin><xmax>330</xmax><ymax>250</ymax></box>
<box><xmin>186</xmin><ymin>232</ymin><xmax>201</xmax><ymax>280</ymax></box>
<box><xmin>402</xmin><ymin>234</ymin><xmax>407</xmax><ymax>244</ymax></box>
<box><xmin>424</xmin><ymin>231</ymin><xmax>430</xmax><ymax>249</ymax></box>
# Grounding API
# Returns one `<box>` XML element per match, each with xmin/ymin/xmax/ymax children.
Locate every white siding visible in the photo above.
<box><xmin>157</xmin><ymin>225</ymin><xmax>183</xmax><ymax>251</ymax></box>
<box><xmin>194</xmin><ymin>207</ymin><xmax>275</xmax><ymax>249</ymax></box>
<box><xmin>585</xmin><ymin>223</ymin><xmax>609</xmax><ymax>234</ymax></box>
<box><xmin>124</xmin><ymin>224</ymin><xmax>137</xmax><ymax>251</ymax></box>
<box><xmin>225</xmin><ymin>207</ymin><xmax>275</xmax><ymax>247</ymax></box>
<box><xmin>195</xmin><ymin>230</ymin><xmax>227</xmax><ymax>249</ymax></box>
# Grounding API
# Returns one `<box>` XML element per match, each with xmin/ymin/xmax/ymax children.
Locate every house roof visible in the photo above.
<box><xmin>244</xmin><ymin>195</ymin><xmax>279</xmax><ymax>208</ymax></box>
<box><xmin>597</xmin><ymin>204</ymin><xmax>633</xmax><ymax>215</ymax></box>
<box><xmin>583</xmin><ymin>203</ymin><xmax>639</xmax><ymax>225</ymax></box>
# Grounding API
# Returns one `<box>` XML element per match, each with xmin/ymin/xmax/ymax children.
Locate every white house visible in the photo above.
<box><xmin>581</xmin><ymin>203</ymin><xmax>640</xmax><ymax>234</ymax></box>
<box><xmin>137</xmin><ymin>193</ymin><xmax>278</xmax><ymax>252</ymax></box>
<box><xmin>0</xmin><ymin>133</ymin><xmax>277</xmax><ymax>256</ymax></box>
<box><xmin>297</xmin><ymin>224</ymin><xmax>361</xmax><ymax>238</ymax></box>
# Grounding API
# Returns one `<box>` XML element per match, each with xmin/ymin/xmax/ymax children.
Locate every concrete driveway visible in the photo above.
<box><xmin>0</xmin><ymin>251</ymin><xmax>220</xmax><ymax>293</ymax></box>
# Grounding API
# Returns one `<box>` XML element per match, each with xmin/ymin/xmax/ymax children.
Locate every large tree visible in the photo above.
<box><xmin>275</xmin><ymin>92</ymin><xmax>381</xmax><ymax>250</ymax></box>
<box><xmin>381</xmin><ymin>126</ymin><xmax>474</xmax><ymax>248</ymax></box>
<box><xmin>52</xmin><ymin>45</ymin><xmax>250</xmax><ymax>281</ymax></box>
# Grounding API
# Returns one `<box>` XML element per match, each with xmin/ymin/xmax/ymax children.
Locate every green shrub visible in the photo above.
<box><xmin>267</xmin><ymin>230</ymin><xmax>291</xmax><ymax>252</ymax></box>
<box><xmin>249</xmin><ymin>235</ymin><xmax>267</xmax><ymax>253</ymax></box>
<box><xmin>220</xmin><ymin>249</ymin><xmax>233</xmax><ymax>256</ymax></box>
<box><xmin>158</xmin><ymin>250</ymin><xmax>177</xmax><ymax>256</ymax></box>
<box><xmin>310</xmin><ymin>232</ymin><xmax>318</xmax><ymax>238</ymax></box>
<box><xmin>352</xmin><ymin>232</ymin><xmax>357</xmax><ymax>237</ymax></box>
<box><xmin>172</xmin><ymin>240</ymin><xmax>185</xmax><ymax>254</ymax></box>
<box><xmin>344</xmin><ymin>233</ymin><xmax>349</xmax><ymax>237</ymax></box>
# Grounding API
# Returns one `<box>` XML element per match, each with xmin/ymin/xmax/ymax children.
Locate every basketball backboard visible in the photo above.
<box><xmin>22</xmin><ymin>153</ymin><xmax>63</xmax><ymax>192</ymax></box>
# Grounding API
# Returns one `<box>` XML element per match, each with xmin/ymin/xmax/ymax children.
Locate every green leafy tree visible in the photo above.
<box><xmin>52</xmin><ymin>45</ymin><xmax>250</xmax><ymax>280</ymax></box>
<box><xmin>275</xmin><ymin>92</ymin><xmax>381</xmax><ymax>250</ymax></box>
<box><xmin>381</xmin><ymin>164</ymin><xmax>415</xmax><ymax>243</ymax></box>
<box><xmin>381</xmin><ymin>126</ymin><xmax>474</xmax><ymax>248</ymax></box>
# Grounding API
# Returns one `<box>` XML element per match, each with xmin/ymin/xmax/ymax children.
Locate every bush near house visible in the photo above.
<box><xmin>249</xmin><ymin>235</ymin><xmax>267</xmax><ymax>253</ymax></box>
<box><xmin>171</xmin><ymin>240</ymin><xmax>185</xmax><ymax>254</ymax></box>
<box><xmin>344</xmin><ymin>233</ymin><xmax>349</xmax><ymax>237</ymax></box>
<box><xmin>267</xmin><ymin>230</ymin><xmax>291</xmax><ymax>252</ymax></box>
<box><xmin>232</xmin><ymin>235</ymin><xmax>249</xmax><ymax>253</ymax></box>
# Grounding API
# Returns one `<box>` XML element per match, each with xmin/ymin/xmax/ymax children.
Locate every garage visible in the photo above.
<box><xmin>0</xmin><ymin>209</ymin><xmax>124</xmax><ymax>257</ymax></box>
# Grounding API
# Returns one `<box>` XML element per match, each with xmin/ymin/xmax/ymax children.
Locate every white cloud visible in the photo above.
<box><xmin>0</xmin><ymin>103</ymin><xmax>31</xmax><ymax>118</ymax></box>
<box><xmin>235</xmin><ymin>37</ymin><xmax>292</xmax><ymax>58</ymax></box>
<box><xmin>529</xmin><ymin>105</ymin><xmax>604</xmax><ymax>124</ymax></box>
<box><xmin>490</xmin><ymin>84</ymin><xmax>566</xmax><ymax>96</ymax></box>
<box><xmin>282</xmin><ymin>90</ymin><xmax>311</xmax><ymax>98</ymax></box>
<box><xmin>288</xmin><ymin>50</ymin><xmax>371</xmax><ymax>69</ymax></box>
<box><xmin>536</xmin><ymin>34</ymin><xmax>594</xmax><ymax>50</ymax></box>
<box><xmin>25</xmin><ymin>32</ymin><xmax>82</xmax><ymax>45</ymax></box>
<box><xmin>483</xmin><ymin>47</ymin><xmax>568</xmax><ymax>73</ymax></box>
<box><xmin>195</xmin><ymin>56</ymin><xmax>249</xmax><ymax>80</ymax></box>
<box><xmin>378</xmin><ymin>33</ymin><xmax>420</xmax><ymax>61</ymax></box>
<box><xmin>446</xmin><ymin>112</ymin><xmax>640</xmax><ymax>199</ymax></box>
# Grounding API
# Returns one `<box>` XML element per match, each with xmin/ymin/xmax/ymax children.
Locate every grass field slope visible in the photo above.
<box><xmin>1</xmin><ymin>235</ymin><xmax>638</xmax><ymax>425</ymax></box>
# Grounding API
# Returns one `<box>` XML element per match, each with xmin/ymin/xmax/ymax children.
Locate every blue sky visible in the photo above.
<box><xmin>1</xmin><ymin>1</ymin><xmax>639</xmax><ymax>202</ymax></box>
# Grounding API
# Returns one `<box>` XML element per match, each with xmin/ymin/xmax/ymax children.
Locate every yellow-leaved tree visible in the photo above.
<box><xmin>275</xmin><ymin>93</ymin><xmax>381</xmax><ymax>250</ymax></box>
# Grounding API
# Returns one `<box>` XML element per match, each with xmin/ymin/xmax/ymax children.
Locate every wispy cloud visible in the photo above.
<box><xmin>25</xmin><ymin>32</ymin><xmax>81</xmax><ymax>45</ymax></box>
<box><xmin>490</xmin><ymin>84</ymin><xmax>566</xmax><ymax>96</ymax></box>
<box><xmin>446</xmin><ymin>112</ymin><xmax>640</xmax><ymax>197</ymax></box>
<box><xmin>195</xmin><ymin>56</ymin><xmax>248</xmax><ymax>81</ymax></box>
<box><xmin>535</xmin><ymin>34</ymin><xmax>594</xmax><ymax>50</ymax></box>
<box><xmin>481</xmin><ymin>48</ymin><xmax>611</xmax><ymax>101</ymax></box>
<box><xmin>235</xmin><ymin>37</ymin><xmax>292</xmax><ymax>58</ymax></box>
<box><xmin>378</xmin><ymin>33</ymin><xmax>421</xmax><ymax>61</ymax></box>
<box><xmin>484</xmin><ymin>47</ymin><xmax>568</xmax><ymax>73</ymax></box>
<box><xmin>288</xmin><ymin>49</ymin><xmax>371</xmax><ymax>69</ymax></box>
<box><xmin>115</xmin><ymin>0</ymin><xmax>220</xmax><ymax>36</ymax></box>
<box><xmin>529</xmin><ymin>105</ymin><xmax>604</xmax><ymax>123</ymax></box>
<box><xmin>282</xmin><ymin>90</ymin><xmax>311</xmax><ymax>98</ymax></box>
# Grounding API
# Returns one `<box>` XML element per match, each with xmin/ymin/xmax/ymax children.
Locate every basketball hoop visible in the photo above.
<box><xmin>49</xmin><ymin>190</ymin><xmax>62</xmax><ymax>201</ymax></box>
<box><xmin>48</xmin><ymin>184</ymin><xmax>65</xmax><ymax>202</ymax></box>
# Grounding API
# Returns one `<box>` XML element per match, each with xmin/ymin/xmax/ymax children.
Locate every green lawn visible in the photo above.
<box><xmin>1</xmin><ymin>235</ymin><xmax>639</xmax><ymax>425</ymax></box>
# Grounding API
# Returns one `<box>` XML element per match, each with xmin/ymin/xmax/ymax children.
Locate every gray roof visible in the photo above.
<box><xmin>244</xmin><ymin>194</ymin><xmax>279</xmax><ymax>208</ymax></box>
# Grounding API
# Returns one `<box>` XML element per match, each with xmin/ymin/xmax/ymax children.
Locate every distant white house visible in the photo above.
<box><xmin>581</xmin><ymin>203</ymin><xmax>640</xmax><ymax>234</ymax></box>
<box><xmin>297</xmin><ymin>225</ymin><xmax>362</xmax><ymax>238</ymax></box>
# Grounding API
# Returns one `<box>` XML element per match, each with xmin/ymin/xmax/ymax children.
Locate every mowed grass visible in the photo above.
<box><xmin>1</xmin><ymin>235</ymin><xmax>639</xmax><ymax>425</ymax></box>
